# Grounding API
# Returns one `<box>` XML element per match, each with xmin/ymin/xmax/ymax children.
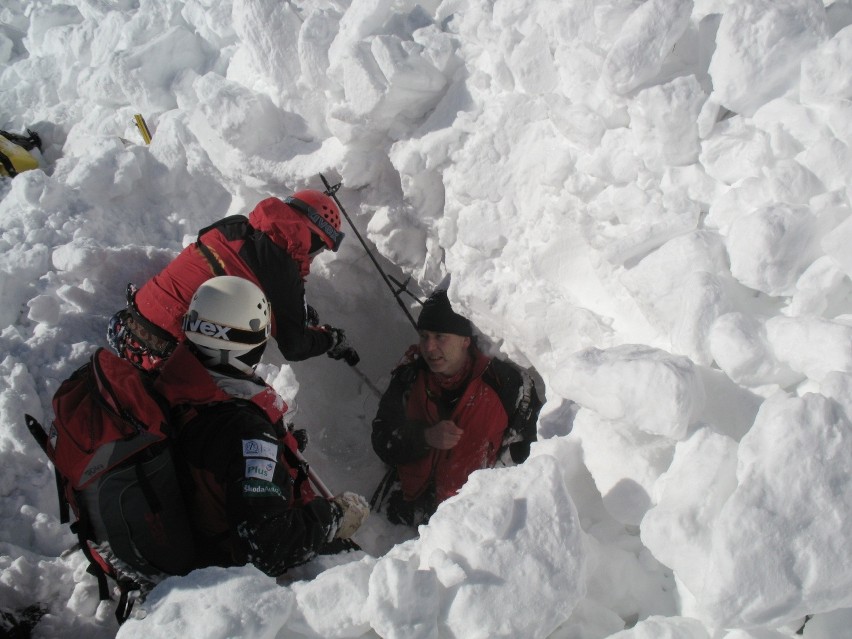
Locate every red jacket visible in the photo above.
<box><xmin>135</xmin><ymin>198</ymin><xmax>332</xmax><ymax>361</ymax></box>
<box><xmin>372</xmin><ymin>347</ymin><xmax>539</xmax><ymax>506</ymax></box>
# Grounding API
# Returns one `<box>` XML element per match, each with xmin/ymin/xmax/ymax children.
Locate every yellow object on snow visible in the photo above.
<box><xmin>0</xmin><ymin>133</ymin><xmax>40</xmax><ymax>177</ymax></box>
<box><xmin>134</xmin><ymin>114</ymin><xmax>152</xmax><ymax>144</ymax></box>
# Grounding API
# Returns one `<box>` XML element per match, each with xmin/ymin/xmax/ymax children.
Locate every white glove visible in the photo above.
<box><xmin>332</xmin><ymin>492</ymin><xmax>370</xmax><ymax>539</ymax></box>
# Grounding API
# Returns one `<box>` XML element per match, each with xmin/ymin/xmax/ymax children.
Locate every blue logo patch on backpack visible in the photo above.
<box><xmin>25</xmin><ymin>348</ymin><xmax>197</xmax><ymax>623</ymax></box>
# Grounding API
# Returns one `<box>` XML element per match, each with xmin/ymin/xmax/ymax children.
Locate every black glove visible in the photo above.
<box><xmin>306</xmin><ymin>305</ymin><xmax>320</xmax><ymax>327</ymax></box>
<box><xmin>324</xmin><ymin>325</ymin><xmax>360</xmax><ymax>366</ymax></box>
<box><xmin>288</xmin><ymin>425</ymin><xmax>309</xmax><ymax>452</ymax></box>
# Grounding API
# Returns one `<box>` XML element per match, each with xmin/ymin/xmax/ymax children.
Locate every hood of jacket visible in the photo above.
<box><xmin>248</xmin><ymin>197</ymin><xmax>313</xmax><ymax>279</ymax></box>
<box><xmin>154</xmin><ymin>343</ymin><xmax>288</xmax><ymax>424</ymax></box>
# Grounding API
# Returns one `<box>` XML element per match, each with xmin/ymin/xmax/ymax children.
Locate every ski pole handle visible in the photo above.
<box><xmin>319</xmin><ymin>173</ymin><xmax>418</xmax><ymax>330</ymax></box>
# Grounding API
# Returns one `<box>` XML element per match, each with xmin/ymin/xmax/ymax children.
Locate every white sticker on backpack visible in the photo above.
<box><xmin>245</xmin><ymin>459</ymin><xmax>276</xmax><ymax>482</ymax></box>
<box><xmin>242</xmin><ymin>439</ymin><xmax>278</xmax><ymax>461</ymax></box>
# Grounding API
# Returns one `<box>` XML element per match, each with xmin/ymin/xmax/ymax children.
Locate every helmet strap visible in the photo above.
<box><xmin>192</xmin><ymin>343</ymin><xmax>262</xmax><ymax>376</ymax></box>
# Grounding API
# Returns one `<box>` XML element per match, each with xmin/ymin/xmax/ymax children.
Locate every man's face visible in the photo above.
<box><xmin>419</xmin><ymin>330</ymin><xmax>471</xmax><ymax>376</ymax></box>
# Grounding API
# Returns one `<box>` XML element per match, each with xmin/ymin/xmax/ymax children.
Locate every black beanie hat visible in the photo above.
<box><xmin>416</xmin><ymin>289</ymin><xmax>472</xmax><ymax>337</ymax></box>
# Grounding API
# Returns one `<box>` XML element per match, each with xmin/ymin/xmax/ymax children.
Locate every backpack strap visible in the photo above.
<box><xmin>0</xmin><ymin>129</ymin><xmax>42</xmax><ymax>151</ymax></box>
<box><xmin>195</xmin><ymin>239</ymin><xmax>226</xmax><ymax>276</ymax></box>
<box><xmin>134</xmin><ymin>459</ymin><xmax>163</xmax><ymax>514</ymax></box>
<box><xmin>32</xmin><ymin>422</ymin><xmax>116</xmax><ymax>617</ymax></box>
<box><xmin>0</xmin><ymin>149</ymin><xmax>17</xmax><ymax>177</ymax></box>
<box><xmin>25</xmin><ymin>415</ymin><xmax>70</xmax><ymax>524</ymax></box>
<box><xmin>72</xmin><ymin>513</ymin><xmax>112</xmax><ymax>603</ymax></box>
<box><xmin>194</xmin><ymin>215</ymin><xmax>249</xmax><ymax>277</ymax></box>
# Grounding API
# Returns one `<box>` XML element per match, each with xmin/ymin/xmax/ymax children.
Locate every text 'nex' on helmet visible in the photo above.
<box><xmin>285</xmin><ymin>189</ymin><xmax>345</xmax><ymax>252</ymax></box>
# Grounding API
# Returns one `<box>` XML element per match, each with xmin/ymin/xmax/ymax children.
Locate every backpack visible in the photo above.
<box><xmin>0</xmin><ymin>129</ymin><xmax>41</xmax><ymax>177</ymax></box>
<box><xmin>25</xmin><ymin>348</ymin><xmax>197</xmax><ymax>623</ymax></box>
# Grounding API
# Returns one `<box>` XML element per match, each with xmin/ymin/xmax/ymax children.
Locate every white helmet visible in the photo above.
<box><xmin>183</xmin><ymin>276</ymin><xmax>271</xmax><ymax>374</ymax></box>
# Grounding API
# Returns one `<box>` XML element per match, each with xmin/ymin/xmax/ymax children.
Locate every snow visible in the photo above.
<box><xmin>2</xmin><ymin>0</ymin><xmax>852</xmax><ymax>638</ymax></box>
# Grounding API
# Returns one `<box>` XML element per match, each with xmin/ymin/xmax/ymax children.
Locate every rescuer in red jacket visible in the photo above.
<box><xmin>153</xmin><ymin>276</ymin><xmax>369</xmax><ymax>573</ymax></box>
<box><xmin>371</xmin><ymin>289</ymin><xmax>542</xmax><ymax>526</ymax></box>
<box><xmin>108</xmin><ymin>190</ymin><xmax>358</xmax><ymax>371</ymax></box>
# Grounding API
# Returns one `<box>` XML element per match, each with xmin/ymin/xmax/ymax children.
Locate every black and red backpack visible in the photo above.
<box><xmin>25</xmin><ymin>348</ymin><xmax>197</xmax><ymax>623</ymax></box>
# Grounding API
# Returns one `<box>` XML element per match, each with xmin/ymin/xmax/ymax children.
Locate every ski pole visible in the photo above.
<box><xmin>295</xmin><ymin>449</ymin><xmax>333</xmax><ymax>499</ymax></box>
<box><xmin>349</xmin><ymin>364</ymin><xmax>383</xmax><ymax>398</ymax></box>
<box><xmin>319</xmin><ymin>173</ymin><xmax>418</xmax><ymax>330</ymax></box>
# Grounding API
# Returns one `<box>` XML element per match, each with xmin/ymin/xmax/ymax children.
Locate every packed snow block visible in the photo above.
<box><xmin>366</xmin><ymin>205</ymin><xmax>429</xmax><ymax>271</ymax></box>
<box><xmin>820</xmin><ymin>371</ymin><xmax>852</xmax><ymax>422</ymax></box>
<box><xmin>528</xmin><ymin>437</ymin><xmax>611</xmax><ymax>527</ymax></box>
<box><xmin>821</xmin><ymin>217</ymin><xmax>852</xmax><ymax>278</ymax></box>
<box><xmin>188</xmin><ymin>74</ymin><xmax>295</xmax><ymax>153</ymax></box>
<box><xmin>51</xmin><ymin>238</ymin><xmax>173</xmax><ymax>295</ymax></box>
<box><xmin>181</xmin><ymin>0</ymin><xmax>236</xmax><ymax>50</ymax></box>
<box><xmin>800</xmin><ymin>25</ymin><xmax>852</xmax><ymax>103</ymax></box>
<box><xmin>789</xmin><ymin>256</ymin><xmax>852</xmax><ymax>317</ymax></box>
<box><xmin>0</xmin><ymin>241</ymin><xmax>50</xmax><ymax>331</ymax></box>
<box><xmin>553</xmin><ymin>344</ymin><xmax>706</xmax><ymax>440</ymax></box>
<box><xmin>113</xmin><ymin>26</ymin><xmax>210</xmax><ymax>111</ymax></box>
<box><xmin>797</xmin><ymin>137</ymin><xmax>852</xmax><ymax>196</ymax></box>
<box><xmin>601</xmin><ymin>0</ymin><xmax>692</xmax><ymax>95</ymax></box>
<box><xmin>296</xmin><ymin>9</ymin><xmax>340</xmax><ymax>90</ymax></box>
<box><xmin>415</xmin><ymin>456</ymin><xmax>585</xmax><ymax>639</ymax></box>
<box><xmin>699</xmin><ymin>119</ymin><xmax>773</xmax><ymax>186</ymax></box>
<box><xmin>573</xmin><ymin>410</ymin><xmax>675</xmax><ymax>526</ymax></box>
<box><xmin>721</xmin><ymin>630</ymin><xmax>791</xmax><ymax>639</ymax></box>
<box><xmin>24</xmin><ymin>3</ymin><xmax>83</xmax><ymax>56</ymax></box>
<box><xmin>726</xmin><ymin>203</ymin><xmax>822</xmax><ymax>297</ymax></box>
<box><xmin>232</xmin><ymin>1</ymin><xmax>302</xmax><ymax>96</ymax></box>
<box><xmin>0</xmin><ymin>359</ymin><xmax>47</xmax><ymax>503</ymax></box>
<box><xmin>290</xmin><ymin>556</ymin><xmax>376</xmax><ymax>639</ymax></box>
<box><xmin>693</xmin><ymin>367</ymin><xmax>764</xmax><ymax>442</ymax></box>
<box><xmin>708</xmin><ymin>0</ymin><xmax>828</xmax><ymax>117</ymax></box>
<box><xmin>580</xmin><ymin>531</ymin><xmax>678</xmax><ymax>631</ymax></box>
<box><xmin>641</xmin><ymin>429</ymin><xmax>739</xmax><ymax>600</ymax></box>
<box><xmin>26</xmin><ymin>295</ymin><xmax>59</xmax><ymax>325</ymax></box>
<box><xmin>822</xmin><ymin>215</ymin><xmax>852</xmax><ymax>280</ymax></box>
<box><xmin>700</xmin><ymin>392</ymin><xmax>852</xmax><ymax>629</ymax></box>
<box><xmin>628</xmin><ymin>76</ymin><xmax>705</xmax><ymax>171</ymax></box>
<box><xmin>752</xmin><ymin>96</ymin><xmax>838</xmax><ymax>151</ymax></box>
<box><xmin>704</xmin><ymin>160</ymin><xmax>824</xmax><ymax>235</ymax></box>
<box><xmin>335</xmin><ymin>34</ymin><xmax>447</xmax><ymax>122</ymax></box>
<box><xmin>366</xmin><ymin>556</ymin><xmax>441</xmax><ymax>639</ymax></box>
<box><xmin>507</xmin><ymin>26</ymin><xmax>557</xmax><ymax>95</ymax></box>
<box><xmin>607</xmin><ymin>615</ymin><xmax>711</xmax><ymax>639</ymax></box>
<box><xmin>558</xmin><ymin>599</ymin><xmax>625</xmax><ymax>639</ymax></box>
<box><xmin>328</xmin><ymin>0</ymin><xmax>395</xmax><ymax>55</ymax></box>
<box><xmin>577</xmin><ymin>129</ymin><xmax>642</xmax><ymax>185</ymax></box>
<box><xmin>620</xmin><ymin>231</ymin><xmax>731</xmax><ymax>365</ymax></box>
<box><xmin>582</xmin><ymin>182</ymin><xmax>701</xmax><ymax>266</ymax></box>
<box><xmin>709</xmin><ymin>313</ymin><xmax>802</xmax><ymax>389</ymax></box>
<box><xmin>669</xmin><ymin>271</ymin><xmax>728</xmax><ymax>366</ymax></box>
<box><xmin>0</xmin><ymin>31</ymin><xmax>11</xmax><ymax>65</ymax></box>
<box><xmin>337</xmin><ymin>41</ymin><xmax>392</xmax><ymax>116</ymax></box>
<box><xmin>765</xmin><ymin>315</ymin><xmax>852</xmax><ymax>383</ymax></box>
<box><xmin>116</xmin><ymin>565</ymin><xmax>293</xmax><ymax>639</ymax></box>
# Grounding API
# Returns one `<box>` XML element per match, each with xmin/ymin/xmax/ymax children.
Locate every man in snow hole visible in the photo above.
<box><xmin>371</xmin><ymin>288</ymin><xmax>542</xmax><ymax>526</ymax></box>
<box><xmin>109</xmin><ymin>189</ymin><xmax>358</xmax><ymax>371</ymax></box>
<box><xmin>154</xmin><ymin>275</ymin><xmax>369</xmax><ymax>574</ymax></box>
